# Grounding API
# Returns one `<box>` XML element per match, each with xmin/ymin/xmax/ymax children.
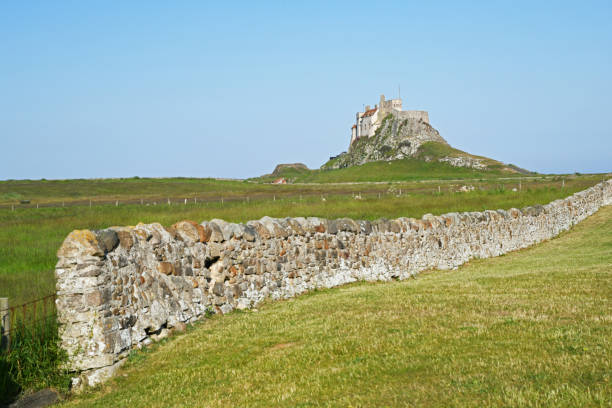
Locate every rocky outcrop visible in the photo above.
<box><xmin>271</xmin><ymin>163</ymin><xmax>309</xmax><ymax>176</ymax></box>
<box><xmin>55</xmin><ymin>180</ymin><xmax>611</xmax><ymax>389</ymax></box>
<box><xmin>323</xmin><ymin>112</ymin><xmax>522</xmax><ymax>173</ymax></box>
<box><xmin>326</xmin><ymin>114</ymin><xmax>447</xmax><ymax>169</ymax></box>
<box><xmin>438</xmin><ymin>156</ymin><xmax>486</xmax><ymax>170</ymax></box>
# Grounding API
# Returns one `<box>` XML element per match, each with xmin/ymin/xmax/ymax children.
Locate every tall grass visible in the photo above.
<box><xmin>0</xmin><ymin>314</ymin><xmax>70</xmax><ymax>404</ymax></box>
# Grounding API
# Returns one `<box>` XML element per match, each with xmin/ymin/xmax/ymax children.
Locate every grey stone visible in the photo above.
<box><xmin>359</xmin><ymin>220</ymin><xmax>372</xmax><ymax>234</ymax></box>
<box><xmin>96</xmin><ymin>229</ymin><xmax>119</xmax><ymax>253</ymax></box>
<box><xmin>7</xmin><ymin>388</ymin><xmax>59</xmax><ymax>408</ymax></box>
<box><xmin>326</xmin><ymin>220</ymin><xmax>338</xmax><ymax>234</ymax></box>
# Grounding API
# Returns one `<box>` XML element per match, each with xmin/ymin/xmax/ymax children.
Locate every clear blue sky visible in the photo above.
<box><xmin>1</xmin><ymin>1</ymin><xmax>610</xmax><ymax>180</ymax></box>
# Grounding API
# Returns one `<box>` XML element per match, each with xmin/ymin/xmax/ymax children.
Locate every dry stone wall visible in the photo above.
<box><xmin>55</xmin><ymin>180</ymin><xmax>612</xmax><ymax>387</ymax></box>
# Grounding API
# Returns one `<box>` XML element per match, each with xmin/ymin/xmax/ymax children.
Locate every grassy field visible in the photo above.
<box><xmin>61</xmin><ymin>204</ymin><xmax>612</xmax><ymax>407</ymax></box>
<box><xmin>0</xmin><ymin>174</ymin><xmax>564</xmax><ymax>208</ymax></box>
<box><xmin>267</xmin><ymin>140</ymin><xmax>533</xmax><ymax>183</ymax></box>
<box><xmin>0</xmin><ymin>177</ymin><xmax>603</xmax><ymax>306</ymax></box>
<box><xmin>255</xmin><ymin>155</ymin><xmax>523</xmax><ymax>183</ymax></box>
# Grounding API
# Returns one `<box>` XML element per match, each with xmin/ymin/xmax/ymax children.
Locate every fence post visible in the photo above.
<box><xmin>0</xmin><ymin>297</ymin><xmax>9</xmax><ymax>350</ymax></box>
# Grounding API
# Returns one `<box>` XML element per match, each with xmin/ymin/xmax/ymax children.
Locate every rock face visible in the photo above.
<box><xmin>325</xmin><ymin>114</ymin><xmax>448</xmax><ymax>169</ymax></box>
<box><xmin>438</xmin><ymin>156</ymin><xmax>487</xmax><ymax>170</ymax></box>
<box><xmin>54</xmin><ymin>180</ymin><xmax>612</xmax><ymax>388</ymax></box>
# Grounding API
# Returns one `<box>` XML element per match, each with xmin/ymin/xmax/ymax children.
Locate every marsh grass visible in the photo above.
<box><xmin>60</xmin><ymin>206</ymin><xmax>612</xmax><ymax>407</ymax></box>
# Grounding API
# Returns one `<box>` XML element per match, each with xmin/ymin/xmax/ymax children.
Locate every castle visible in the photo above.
<box><xmin>350</xmin><ymin>94</ymin><xmax>429</xmax><ymax>146</ymax></box>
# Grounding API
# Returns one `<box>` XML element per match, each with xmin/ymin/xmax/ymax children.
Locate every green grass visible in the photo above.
<box><xmin>0</xmin><ymin>315</ymin><xmax>70</xmax><ymax>404</ymax></box>
<box><xmin>61</xmin><ymin>205</ymin><xmax>612</xmax><ymax>407</ymax></box>
<box><xmin>0</xmin><ymin>177</ymin><xmax>310</xmax><ymax>206</ymax></box>
<box><xmin>0</xmin><ymin>175</ymin><xmax>532</xmax><ymax>206</ymax></box>
<box><xmin>414</xmin><ymin>141</ymin><xmax>506</xmax><ymax>169</ymax></box>
<box><xmin>0</xmin><ymin>178</ymin><xmax>604</xmax><ymax>306</ymax></box>
<box><xmin>256</xmin><ymin>156</ymin><xmax>516</xmax><ymax>183</ymax></box>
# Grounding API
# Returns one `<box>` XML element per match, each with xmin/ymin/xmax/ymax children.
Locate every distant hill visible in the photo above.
<box><xmin>323</xmin><ymin>114</ymin><xmax>530</xmax><ymax>174</ymax></box>
<box><xmin>255</xmin><ymin>113</ymin><xmax>532</xmax><ymax>184</ymax></box>
<box><xmin>271</xmin><ymin>163</ymin><xmax>310</xmax><ymax>177</ymax></box>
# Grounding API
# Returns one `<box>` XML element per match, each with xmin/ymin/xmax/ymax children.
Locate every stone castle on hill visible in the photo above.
<box><xmin>350</xmin><ymin>94</ymin><xmax>429</xmax><ymax>146</ymax></box>
<box><xmin>325</xmin><ymin>92</ymin><xmax>529</xmax><ymax>173</ymax></box>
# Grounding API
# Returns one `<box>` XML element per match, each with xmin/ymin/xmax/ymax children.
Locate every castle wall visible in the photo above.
<box><xmin>379</xmin><ymin>99</ymin><xmax>402</xmax><ymax>116</ymax></box>
<box><xmin>352</xmin><ymin>95</ymin><xmax>429</xmax><ymax>147</ymax></box>
<box><xmin>55</xmin><ymin>180</ymin><xmax>612</xmax><ymax>388</ymax></box>
<box><xmin>396</xmin><ymin>110</ymin><xmax>429</xmax><ymax>123</ymax></box>
<box><xmin>359</xmin><ymin>110</ymin><xmax>379</xmax><ymax>138</ymax></box>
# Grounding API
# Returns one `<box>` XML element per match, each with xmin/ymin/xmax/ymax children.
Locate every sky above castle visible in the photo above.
<box><xmin>1</xmin><ymin>0</ymin><xmax>610</xmax><ymax>179</ymax></box>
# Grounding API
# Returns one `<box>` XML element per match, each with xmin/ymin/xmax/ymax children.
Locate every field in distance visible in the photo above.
<box><xmin>0</xmin><ymin>174</ymin><xmax>605</xmax><ymax>306</ymax></box>
<box><xmin>62</xmin><ymin>204</ymin><xmax>612</xmax><ymax>407</ymax></box>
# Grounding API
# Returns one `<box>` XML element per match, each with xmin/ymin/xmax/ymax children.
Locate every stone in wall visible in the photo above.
<box><xmin>55</xmin><ymin>180</ymin><xmax>612</xmax><ymax>388</ymax></box>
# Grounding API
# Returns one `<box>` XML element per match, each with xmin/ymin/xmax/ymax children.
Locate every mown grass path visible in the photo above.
<box><xmin>63</xmin><ymin>206</ymin><xmax>612</xmax><ymax>407</ymax></box>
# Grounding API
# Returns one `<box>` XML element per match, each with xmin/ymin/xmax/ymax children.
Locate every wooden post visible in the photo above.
<box><xmin>0</xmin><ymin>298</ymin><xmax>9</xmax><ymax>351</ymax></box>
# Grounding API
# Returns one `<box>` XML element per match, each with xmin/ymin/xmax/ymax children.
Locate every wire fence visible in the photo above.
<box><xmin>0</xmin><ymin>294</ymin><xmax>57</xmax><ymax>353</ymax></box>
<box><xmin>0</xmin><ymin>178</ymin><xmax>567</xmax><ymax>211</ymax></box>
<box><xmin>0</xmin><ymin>189</ymin><xmax>420</xmax><ymax>210</ymax></box>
